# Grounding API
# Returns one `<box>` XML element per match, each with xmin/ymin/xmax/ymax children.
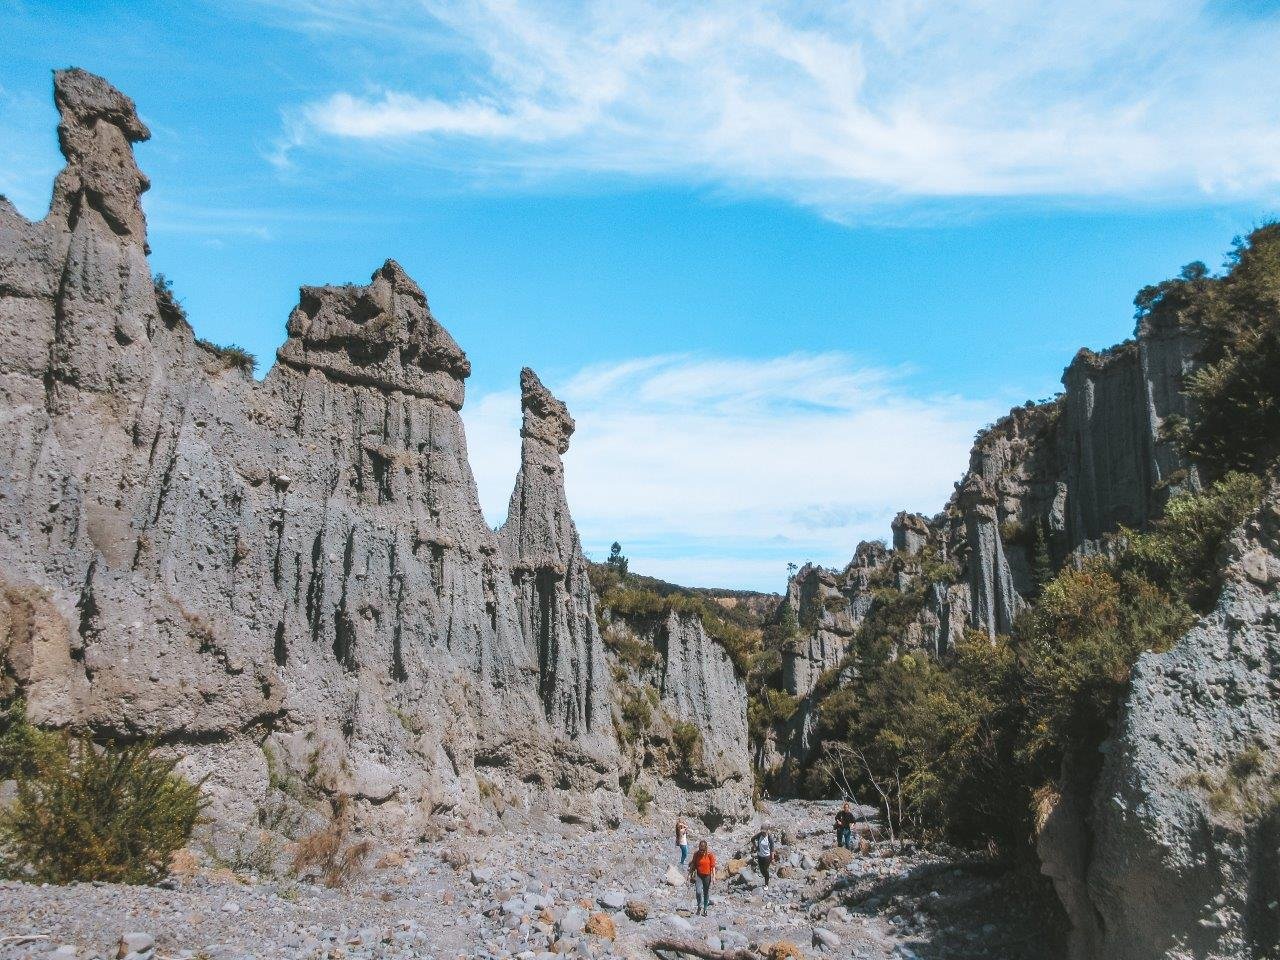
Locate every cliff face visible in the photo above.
<box><xmin>602</xmin><ymin>608</ymin><xmax>752</xmax><ymax>826</ymax></box>
<box><xmin>0</xmin><ymin>69</ymin><xmax>749</xmax><ymax>832</ymax></box>
<box><xmin>763</xmin><ymin>281</ymin><xmax>1202</xmax><ymax>793</ymax></box>
<box><xmin>1082</xmin><ymin>477</ymin><xmax>1280</xmax><ymax>959</ymax></box>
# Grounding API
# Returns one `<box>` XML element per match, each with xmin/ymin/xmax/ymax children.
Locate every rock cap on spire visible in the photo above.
<box><xmin>519</xmin><ymin>367</ymin><xmax>574</xmax><ymax>455</ymax></box>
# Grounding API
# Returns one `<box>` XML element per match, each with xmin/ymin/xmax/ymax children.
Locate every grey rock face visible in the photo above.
<box><xmin>1086</xmin><ymin>478</ymin><xmax>1280</xmax><ymax>960</ymax></box>
<box><xmin>0</xmin><ymin>69</ymin><xmax>746</xmax><ymax>832</ymax></box>
<box><xmin>957</xmin><ymin>475</ymin><xmax>1023</xmax><ymax>637</ymax></box>
<box><xmin>891</xmin><ymin>512</ymin><xmax>929</xmax><ymax>555</ymax></box>
<box><xmin>601</xmin><ymin>609</ymin><xmax>752</xmax><ymax>824</ymax></box>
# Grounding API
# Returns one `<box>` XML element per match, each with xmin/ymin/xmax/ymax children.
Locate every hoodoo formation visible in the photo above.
<box><xmin>2</xmin><ymin>67</ymin><xmax>1279</xmax><ymax>960</ymax></box>
<box><xmin>0</xmin><ymin>69</ymin><xmax>752</xmax><ymax>835</ymax></box>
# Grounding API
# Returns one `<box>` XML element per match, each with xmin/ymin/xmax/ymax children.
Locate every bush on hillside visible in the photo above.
<box><xmin>0</xmin><ymin>725</ymin><xmax>205</xmax><ymax>884</ymax></box>
<box><xmin>0</xmin><ymin>700</ymin><xmax>59</xmax><ymax>780</ymax></box>
<box><xmin>803</xmin><ymin>473</ymin><xmax>1260</xmax><ymax>852</ymax></box>
<box><xmin>1137</xmin><ymin>223</ymin><xmax>1280</xmax><ymax>479</ymax></box>
<box><xmin>1117</xmin><ymin>471</ymin><xmax>1263</xmax><ymax>612</ymax></box>
<box><xmin>195</xmin><ymin>338</ymin><xmax>257</xmax><ymax>374</ymax></box>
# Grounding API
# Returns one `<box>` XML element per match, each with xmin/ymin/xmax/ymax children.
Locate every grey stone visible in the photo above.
<box><xmin>597</xmin><ymin>890</ymin><xmax>626</xmax><ymax>910</ymax></box>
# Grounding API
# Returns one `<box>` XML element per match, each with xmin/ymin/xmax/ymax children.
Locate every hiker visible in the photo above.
<box><xmin>688</xmin><ymin>839</ymin><xmax>716</xmax><ymax>916</ymax></box>
<box><xmin>835</xmin><ymin>801</ymin><xmax>856</xmax><ymax>850</ymax></box>
<box><xmin>752</xmin><ymin>826</ymin><xmax>776</xmax><ymax>888</ymax></box>
<box><xmin>675</xmin><ymin>819</ymin><xmax>689</xmax><ymax>866</ymax></box>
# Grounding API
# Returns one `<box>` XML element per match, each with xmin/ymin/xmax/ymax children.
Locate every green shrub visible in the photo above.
<box><xmin>600</xmin><ymin>584</ymin><xmax>759</xmax><ymax>677</ymax></box>
<box><xmin>1117</xmin><ymin>471</ymin><xmax>1263</xmax><ymax>612</ymax></box>
<box><xmin>1012</xmin><ymin>559</ymin><xmax>1190</xmax><ymax>788</ymax></box>
<box><xmin>747</xmin><ymin>688</ymin><xmax>799</xmax><ymax>745</ymax></box>
<box><xmin>631</xmin><ymin>783</ymin><xmax>653</xmax><ymax>816</ymax></box>
<box><xmin>0</xmin><ymin>701</ymin><xmax>60</xmax><ymax>780</ymax></box>
<box><xmin>153</xmin><ymin>273</ymin><xmax>188</xmax><ymax>326</ymax></box>
<box><xmin>799</xmin><ymin>473</ymin><xmax>1260</xmax><ymax>851</ymax></box>
<box><xmin>618</xmin><ymin>685</ymin><xmax>653</xmax><ymax>743</ymax></box>
<box><xmin>0</xmin><ymin>734</ymin><xmax>205</xmax><ymax>884</ymax></box>
<box><xmin>1136</xmin><ymin>224</ymin><xmax>1280</xmax><ymax>479</ymax></box>
<box><xmin>671</xmin><ymin>721</ymin><xmax>703</xmax><ymax>767</ymax></box>
<box><xmin>602</xmin><ymin>626</ymin><xmax>660</xmax><ymax>671</ymax></box>
<box><xmin>196</xmin><ymin>338</ymin><xmax>257</xmax><ymax>374</ymax></box>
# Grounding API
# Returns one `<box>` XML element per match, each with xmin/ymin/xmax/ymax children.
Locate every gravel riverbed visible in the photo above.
<box><xmin>0</xmin><ymin>801</ymin><xmax>1057</xmax><ymax>960</ymax></box>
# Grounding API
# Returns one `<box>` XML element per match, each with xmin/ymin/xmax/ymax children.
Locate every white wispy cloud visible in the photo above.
<box><xmin>263</xmin><ymin>0</ymin><xmax>1280</xmax><ymax>215</ymax></box>
<box><xmin>463</xmin><ymin>353</ymin><xmax>1004</xmax><ymax>590</ymax></box>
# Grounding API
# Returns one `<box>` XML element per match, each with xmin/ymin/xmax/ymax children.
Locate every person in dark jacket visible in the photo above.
<box><xmin>835</xmin><ymin>802</ymin><xmax>856</xmax><ymax>850</ymax></box>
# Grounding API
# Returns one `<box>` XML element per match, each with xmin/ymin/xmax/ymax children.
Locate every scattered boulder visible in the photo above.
<box><xmin>624</xmin><ymin>900</ymin><xmax>650</xmax><ymax>922</ymax></box>
<box><xmin>664</xmin><ymin>865</ymin><xmax>686</xmax><ymax>886</ymax></box>
<box><xmin>812</xmin><ymin>927</ymin><xmax>841</xmax><ymax>949</ymax></box>
<box><xmin>817</xmin><ymin>848</ymin><xmax>854</xmax><ymax>872</ymax></box>
<box><xmin>598</xmin><ymin>889</ymin><xmax>627</xmax><ymax>910</ymax></box>
<box><xmin>584</xmin><ymin>912</ymin><xmax>617</xmax><ymax>939</ymax></box>
<box><xmin>558</xmin><ymin>906</ymin><xmax>589</xmax><ymax>936</ymax></box>
<box><xmin>766</xmin><ymin>941</ymin><xmax>804</xmax><ymax>960</ymax></box>
<box><xmin>116</xmin><ymin>933</ymin><xmax>154</xmax><ymax>960</ymax></box>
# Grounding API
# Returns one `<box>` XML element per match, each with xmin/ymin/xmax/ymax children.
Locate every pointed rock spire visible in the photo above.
<box><xmin>49</xmin><ymin>68</ymin><xmax>151</xmax><ymax>246</ymax></box>
<box><xmin>499</xmin><ymin>368</ymin><xmax>607</xmax><ymax>739</ymax></box>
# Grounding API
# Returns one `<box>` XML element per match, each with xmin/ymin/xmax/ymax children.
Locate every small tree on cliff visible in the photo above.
<box><xmin>607</xmin><ymin>542</ymin><xmax>629</xmax><ymax>579</ymax></box>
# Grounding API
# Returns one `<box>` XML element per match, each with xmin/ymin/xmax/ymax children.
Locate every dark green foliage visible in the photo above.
<box><xmin>803</xmin><ymin>474</ymin><xmax>1256</xmax><ymax>852</ymax></box>
<box><xmin>748</xmin><ymin>688</ymin><xmax>799</xmax><ymax>746</ymax></box>
<box><xmin>1029</xmin><ymin>519</ymin><xmax>1054</xmax><ymax>597</ymax></box>
<box><xmin>1117</xmin><ymin>472</ymin><xmax>1263</xmax><ymax>612</ymax></box>
<box><xmin>1136</xmin><ymin>224</ymin><xmax>1280</xmax><ymax>479</ymax></box>
<box><xmin>0</xmin><ymin>731</ymin><xmax>205</xmax><ymax>884</ymax></box>
<box><xmin>606</xmin><ymin>541</ymin><xmax>629</xmax><ymax>578</ymax></box>
<box><xmin>618</xmin><ymin>684</ymin><xmax>654</xmax><ymax>743</ymax></box>
<box><xmin>603</xmin><ymin>627</ymin><xmax>660</xmax><ymax>671</ymax></box>
<box><xmin>195</xmin><ymin>338</ymin><xmax>257</xmax><ymax>374</ymax></box>
<box><xmin>671</xmin><ymin>721</ymin><xmax>703</xmax><ymax>766</ymax></box>
<box><xmin>597</xmin><ymin>582</ymin><xmax>759</xmax><ymax>677</ymax></box>
<box><xmin>0</xmin><ymin>700</ymin><xmax>59</xmax><ymax>780</ymax></box>
<box><xmin>152</xmin><ymin>273</ymin><xmax>188</xmax><ymax>327</ymax></box>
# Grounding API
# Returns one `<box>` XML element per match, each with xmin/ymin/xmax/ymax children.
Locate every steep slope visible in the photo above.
<box><xmin>1083</xmin><ymin>476</ymin><xmax>1280</xmax><ymax>959</ymax></box>
<box><xmin>0</xmin><ymin>68</ymin><xmax>751</xmax><ymax>833</ymax></box>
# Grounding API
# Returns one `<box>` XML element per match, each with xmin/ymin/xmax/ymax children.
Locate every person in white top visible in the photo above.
<box><xmin>752</xmin><ymin>827</ymin><xmax>776</xmax><ymax>888</ymax></box>
<box><xmin>675</xmin><ymin>819</ymin><xmax>689</xmax><ymax>865</ymax></box>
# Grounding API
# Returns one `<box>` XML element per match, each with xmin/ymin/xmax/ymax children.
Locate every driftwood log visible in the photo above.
<box><xmin>647</xmin><ymin>937</ymin><xmax>764</xmax><ymax>960</ymax></box>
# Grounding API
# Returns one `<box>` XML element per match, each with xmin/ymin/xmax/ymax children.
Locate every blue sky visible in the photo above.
<box><xmin>3</xmin><ymin>0</ymin><xmax>1278</xmax><ymax>590</ymax></box>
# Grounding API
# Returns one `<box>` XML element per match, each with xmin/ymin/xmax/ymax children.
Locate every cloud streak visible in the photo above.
<box><xmin>463</xmin><ymin>352</ymin><xmax>1005</xmax><ymax>590</ymax></box>
<box><xmin>267</xmin><ymin>0</ymin><xmax>1280</xmax><ymax>215</ymax></box>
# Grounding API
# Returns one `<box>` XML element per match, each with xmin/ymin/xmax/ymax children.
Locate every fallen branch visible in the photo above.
<box><xmin>648</xmin><ymin>937</ymin><xmax>763</xmax><ymax>960</ymax></box>
<box><xmin>0</xmin><ymin>934</ymin><xmax>50</xmax><ymax>945</ymax></box>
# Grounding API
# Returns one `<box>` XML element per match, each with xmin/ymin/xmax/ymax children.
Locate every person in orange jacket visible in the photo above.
<box><xmin>688</xmin><ymin>839</ymin><xmax>716</xmax><ymax>916</ymax></box>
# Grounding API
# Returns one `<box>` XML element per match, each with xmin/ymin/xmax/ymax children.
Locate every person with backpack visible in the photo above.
<box><xmin>675</xmin><ymin>819</ymin><xmax>689</xmax><ymax>866</ymax></box>
<box><xmin>688</xmin><ymin>839</ymin><xmax>716</xmax><ymax>916</ymax></box>
<box><xmin>835</xmin><ymin>801</ymin><xmax>856</xmax><ymax>850</ymax></box>
<box><xmin>752</xmin><ymin>827</ymin><xmax>776</xmax><ymax>888</ymax></box>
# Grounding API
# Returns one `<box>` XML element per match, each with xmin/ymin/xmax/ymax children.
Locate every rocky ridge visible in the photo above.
<box><xmin>761</xmin><ymin>317</ymin><xmax>1201</xmax><ymax>781</ymax></box>
<box><xmin>755</xmin><ymin>235</ymin><xmax>1279</xmax><ymax>958</ymax></box>
<box><xmin>0</xmin><ymin>69</ymin><xmax>751</xmax><ymax>836</ymax></box>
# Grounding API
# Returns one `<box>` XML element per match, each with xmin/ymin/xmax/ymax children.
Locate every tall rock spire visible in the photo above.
<box><xmin>499</xmin><ymin>368</ymin><xmax>610</xmax><ymax>740</ymax></box>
